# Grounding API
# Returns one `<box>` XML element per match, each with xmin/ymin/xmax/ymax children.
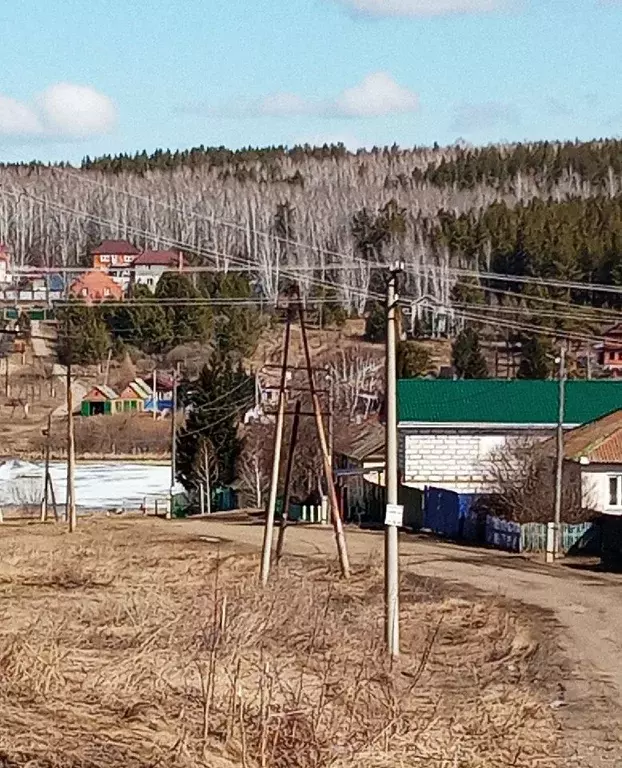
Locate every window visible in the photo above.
<box><xmin>609</xmin><ymin>476</ymin><xmax>622</xmax><ymax>507</ymax></box>
<box><xmin>100</xmin><ymin>254</ymin><xmax>110</xmax><ymax>263</ymax></box>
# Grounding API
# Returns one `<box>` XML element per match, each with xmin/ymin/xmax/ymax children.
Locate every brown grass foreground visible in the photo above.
<box><xmin>0</xmin><ymin>519</ymin><xmax>567</xmax><ymax>768</ymax></box>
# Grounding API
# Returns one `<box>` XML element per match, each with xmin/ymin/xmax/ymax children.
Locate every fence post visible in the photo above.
<box><xmin>545</xmin><ymin>522</ymin><xmax>556</xmax><ymax>563</ymax></box>
<box><xmin>321</xmin><ymin>496</ymin><xmax>328</xmax><ymax>525</ymax></box>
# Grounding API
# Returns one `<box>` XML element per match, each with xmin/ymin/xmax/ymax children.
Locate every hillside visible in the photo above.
<box><xmin>2</xmin><ymin>139</ymin><xmax>622</xmax><ymax>324</ymax></box>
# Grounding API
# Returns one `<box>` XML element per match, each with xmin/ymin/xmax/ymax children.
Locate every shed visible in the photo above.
<box><xmin>117</xmin><ymin>378</ymin><xmax>153</xmax><ymax>413</ymax></box>
<box><xmin>81</xmin><ymin>385</ymin><xmax>119</xmax><ymax>417</ymax></box>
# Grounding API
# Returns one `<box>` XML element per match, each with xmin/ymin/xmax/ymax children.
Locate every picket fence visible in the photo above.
<box><xmin>424</xmin><ymin>487</ymin><xmax>596</xmax><ymax>554</ymax></box>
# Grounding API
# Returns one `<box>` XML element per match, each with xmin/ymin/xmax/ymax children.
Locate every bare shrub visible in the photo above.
<box><xmin>36</xmin><ymin>414</ymin><xmax>170</xmax><ymax>457</ymax></box>
<box><xmin>485</xmin><ymin>437</ymin><xmax>593</xmax><ymax>524</ymax></box>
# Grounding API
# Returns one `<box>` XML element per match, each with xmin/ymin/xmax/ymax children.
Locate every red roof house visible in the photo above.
<box><xmin>91</xmin><ymin>240</ymin><xmax>141</xmax><ymax>270</ymax></box>
<box><xmin>69</xmin><ymin>271</ymin><xmax>124</xmax><ymax>302</ymax></box>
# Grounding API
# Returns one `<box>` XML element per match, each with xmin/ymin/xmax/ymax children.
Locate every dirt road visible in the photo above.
<box><xmin>173</xmin><ymin>518</ymin><xmax>622</xmax><ymax>764</ymax></box>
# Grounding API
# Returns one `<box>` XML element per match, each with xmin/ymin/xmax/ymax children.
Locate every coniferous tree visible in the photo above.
<box><xmin>176</xmin><ymin>358</ymin><xmax>254</xmax><ymax>493</ymax></box>
<box><xmin>57</xmin><ymin>306</ymin><xmax>111</xmax><ymax>366</ymax></box>
<box><xmin>155</xmin><ymin>272</ymin><xmax>212</xmax><ymax>345</ymax></box>
<box><xmin>517</xmin><ymin>334</ymin><xmax>552</xmax><ymax>379</ymax></box>
<box><xmin>364</xmin><ymin>302</ymin><xmax>386</xmax><ymax>343</ymax></box>
<box><xmin>397</xmin><ymin>341</ymin><xmax>433</xmax><ymax>378</ymax></box>
<box><xmin>452</xmin><ymin>328</ymin><xmax>488</xmax><ymax>379</ymax></box>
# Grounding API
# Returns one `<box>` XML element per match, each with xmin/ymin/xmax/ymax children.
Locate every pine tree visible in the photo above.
<box><xmin>397</xmin><ymin>341</ymin><xmax>433</xmax><ymax>378</ymax></box>
<box><xmin>452</xmin><ymin>328</ymin><xmax>488</xmax><ymax>379</ymax></box>
<box><xmin>517</xmin><ymin>334</ymin><xmax>552</xmax><ymax>379</ymax></box>
<box><xmin>105</xmin><ymin>284</ymin><xmax>173</xmax><ymax>353</ymax></box>
<box><xmin>57</xmin><ymin>306</ymin><xmax>111</xmax><ymax>366</ymax></box>
<box><xmin>364</xmin><ymin>302</ymin><xmax>386</xmax><ymax>342</ymax></box>
<box><xmin>176</xmin><ymin>358</ymin><xmax>254</xmax><ymax>493</ymax></box>
<box><xmin>155</xmin><ymin>272</ymin><xmax>212</xmax><ymax>345</ymax></box>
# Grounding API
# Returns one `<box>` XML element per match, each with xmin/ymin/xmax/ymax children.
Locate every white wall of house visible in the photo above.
<box><xmin>581</xmin><ymin>464</ymin><xmax>622</xmax><ymax>514</ymax></box>
<box><xmin>134</xmin><ymin>265</ymin><xmax>169</xmax><ymax>290</ymax></box>
<box><xmin>400</xmin><ymin>426</ymin><xmax>555</xmax><ymax>494</ymax></box>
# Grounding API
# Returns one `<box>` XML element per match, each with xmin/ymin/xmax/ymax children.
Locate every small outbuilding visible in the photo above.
<box><xmin>80</xmin><ymin>385</ymin><xmax>119</xmax><ymax>417</ymax></box>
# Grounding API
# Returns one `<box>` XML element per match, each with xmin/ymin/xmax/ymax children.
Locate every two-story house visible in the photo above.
<box><xmin>597</xmin><ymin>324</ymin><xmax>622</xmax><ymax>377</ymax></box>
<box><xmin>132</xmin><ymin>250</ymin><xmax>182</xmax><ymax>290</ymax></box>
<box><xmin>91</xmin><ymin>240</ymin><xmax>141</xmax><ymax>292</ymax></box>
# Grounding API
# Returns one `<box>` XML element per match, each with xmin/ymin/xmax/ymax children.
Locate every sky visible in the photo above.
<box><xmin>0</xmin><ymin>0</ymin><xmax>621</xmax><ymax>162</ymax></box>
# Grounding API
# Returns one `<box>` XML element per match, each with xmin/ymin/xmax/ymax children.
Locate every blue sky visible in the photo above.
<box><xmin>0</xmin><ymin>0</ymin><xmax>620</xmax><ymax>162</ymax></box>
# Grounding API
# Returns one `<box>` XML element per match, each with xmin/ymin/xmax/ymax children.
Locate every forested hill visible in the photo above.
<box><xmin>1</xmin><ymin>137</ymin><xmax>622</xmax><ymax>314</ymax></box>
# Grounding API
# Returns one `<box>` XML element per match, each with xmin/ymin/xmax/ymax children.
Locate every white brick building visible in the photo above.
<box><xmin>398</xmin><ymin>379</ymin><xmax>622</xmax><ymax>494</ymax></box>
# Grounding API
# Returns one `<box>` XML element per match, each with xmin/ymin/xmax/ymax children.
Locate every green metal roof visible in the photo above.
<box><xmin>397</xmin><ymin>379</ymin><xmax>622</xmax><ymax>426</ymax></box>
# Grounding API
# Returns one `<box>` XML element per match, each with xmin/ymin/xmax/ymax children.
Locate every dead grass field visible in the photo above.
<box><xmin>0</xmin><ymin>518</ymin><xmax>569</xmax><ymax>767</ymax></box>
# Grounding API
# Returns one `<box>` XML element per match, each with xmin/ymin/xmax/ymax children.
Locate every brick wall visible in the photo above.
<box><xmin>400</xmin><ymin>428</ymin><xmax>553</xmax><ymax>493</ymax></box>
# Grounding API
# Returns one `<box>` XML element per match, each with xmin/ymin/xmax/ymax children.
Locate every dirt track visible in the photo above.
<box><xmin>173</xmin><ymin>519</ymin><xmax>622</xmax><ymax>765</ymax></box>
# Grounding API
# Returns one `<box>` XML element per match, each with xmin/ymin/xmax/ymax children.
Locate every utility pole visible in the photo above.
<box><xmin>40</xmin><ymin>411</ymin><xmax>52</xmax><ymax>522</ymax></box>
<box><xmin>276</xmin><ymin>398</ymin><xmax>301</xmax><ymax>562</ymax></box>
<box><xmin>553</xmin><ymin>344</ymin><xmax>566</xmax><ymax>558</ymax></box>
<box><xmin>169</xmin><ymin>363</ymin><xmax>180</xmax><ymax>519</ymax></box>
<box><xmin>152</xmin><ymin>367</ymin><xmax>157</xmax><ymax>420</ymax></box>
<box><xmin>260</xmin><ymin>311</ymin><xmax>292</xmax><ymax>585</ymax></box>
<box><xmin>385</xmin><ymin>263</ymin><xmax>402</xmax><ymax>657</ymax></box>
<box><xmin>66</xmin><ymin>359</ymin><xmax>76</xmax><ymax>532</ymax></box>
<box><xmin>298</xmin><ymin>300</ymin><xmax>350</xmax><ymax>579</ymax></box>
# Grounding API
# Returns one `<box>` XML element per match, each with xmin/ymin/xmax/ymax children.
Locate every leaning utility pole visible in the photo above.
<box><xmin>260</xmin><ymin>310</ymin><xmax>292</xmax><ymax>585</ymax></box>
<box><xmin>66</xmin><ymin>359</ymin><xmax>77</xmax><ymax>532</ymax></box>
<box><xmin>169</xmin><ymin>363</ymin><xmax>180</xmax><ymax>519</ymax></box>
<box><xmin>298</xmin><ymin>301</ymin><xmax>350</xmax><ymax>579</ymax></box>
<box><xmin>276</xmin><ymin>398</ymin><xmax>301</xmax><ymax>563</ymax></box>
<box><xmin>385</xmin><ymin>263</ymin><xmax>402</xmax><ymax>657</ymax></box>
<box><xmin>553</xmin><ymin>344</ymin><xmax>567</xmax><ymax>558</ymax></box>
<box><xmin>40</xmin><ymin>411</ymin><xmax>52</xmax><ymax>523</ymax></box>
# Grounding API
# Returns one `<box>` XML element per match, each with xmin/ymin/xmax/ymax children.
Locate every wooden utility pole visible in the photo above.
<box><xmin>40</xmin><ymin>412</ymin><xmax>52</xmax><ymax>522</ymax></box>
<box><xmin>169</xmin><ymin>364</ymin><xmax>180</xmax><ymax>519</ymax></box>
<box><xmin>260</xmin><ymin>311</ymin><xmax>292</xmax><ymax>585</ymax></box>
<box><xmin>204</xmin><ymin>442</ymin><xmax>212</xmax><ymax>516</ymax></box>
<box><xmin>298</xmin><ymin>302</ymin><xmax>350</xmax><ymax>579</ymax></box>
<box><xmin>553</xmin><ymin>344</ymin><xmax>567</xmax><ymax>558</ymax></box>
<box><xmin>276</xmin><ymin>399</ymin><xmax>301</xmax><ymax>562</ymax></box>
<box><xmin>66</xmin><ymin>360</ymin><xmax>76</xmax><ymax>532</ymax></box>
<box><xmin>385</xmin><ymin>264</ymin><xmax>402</xmax><ymax>657</ymax></box>
<box><xmin>152</xmin><ymin>367</ymin><xmax>157</xmax><ymax>420</ymax></box>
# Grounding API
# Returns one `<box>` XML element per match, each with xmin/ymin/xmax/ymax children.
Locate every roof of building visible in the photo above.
<box><xmin>70</xmin><ymin>270</ymin><xmax>123</xmax><ymax>296</ymax></box>
<box><xmin>335</xmin><ymin>420</ymin><xmax>385</xmax><ymax>463</ymax></box>
<box><xmin>119</xmin><ymin>378</ymin><xmax>152</xmax><ymax>400</ymax></box>
<box><xmin>90</xmin><ymin>240</ymin><xmax>141</xmax><ymax>256</ymax></box>
<box><xmin>398</xmin><ymin>379</ymin><xmax>622</xmax><ymax>427</ymax></box>
<box><xmin>84</xmin><ymin>384</ymin><xmax>118</xmax><ymax>401</ymax></box>
<box><xmin>540</xmin><ymin>409</ymin><xmax>622</xmax><ymax>464</ymax></box>
<box><xmin>133</xmin><ymin>250</ymin><xmax>180</xmax><ymax>267</ymax></box>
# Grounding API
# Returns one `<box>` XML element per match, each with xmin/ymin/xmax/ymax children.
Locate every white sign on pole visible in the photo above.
<box><xmin>385</xmin><ymin>503</ymin><xmax>404</xmax><ymax>527</ymax></box>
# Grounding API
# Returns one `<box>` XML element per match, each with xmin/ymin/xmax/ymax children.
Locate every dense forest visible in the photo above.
<box><xmin>2</xmin><ymin>138</ymin><xmax>622</xmax><ymax>322</ymax></box>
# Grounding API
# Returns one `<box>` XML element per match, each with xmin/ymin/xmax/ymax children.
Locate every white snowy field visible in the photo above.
<box><xmin>0</xmin><ymin>459</ymin><xmax>172</xmax><ymax>509</ymax></box>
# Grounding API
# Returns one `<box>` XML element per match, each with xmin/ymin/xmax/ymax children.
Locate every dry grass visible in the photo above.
<box><xmin>0</xmin><ymin>519</ymin><xmax>568</xmax><ymax>767</ymax></box>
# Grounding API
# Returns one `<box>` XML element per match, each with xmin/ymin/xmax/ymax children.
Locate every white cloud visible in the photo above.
<box><xmin>214</xmin><ymin>72</ymin><xmax>419</xmax><ymax>120</ymax></box>
<box><xmin>333</xmin><ymin>0</ymin><xmax>507</xmax><ymax>17</ymax></box>
<box><xmin>333</xmin><ymin>72</ymin><xmax>418</xmax><ymax>117</ymax></box>
<box><xmin>0</xmin><ymin>83</ymin><xmax>117</xmax><ymax>140</ymax></box>
<box><xmin>0</xmin><ymin>96</ymin><xmax>42</xmax><ymax>136</ymax></box>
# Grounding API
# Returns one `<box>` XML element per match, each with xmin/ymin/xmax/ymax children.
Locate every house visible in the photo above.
<box><xmin>0</xmin><ymin>244</ymin><xmax>12</xmax><ymax>285</ymax></box>
<box><xmin>132</xmin><ymin>250</ymin><xmax>182</xmax><ymax>290</ymax></box>
<box><xmin>539</xmin><ymin>409</ymin><xmax>622</xmax><ymax>515</ymax></box>
<box><xmin>596</xmin><ymin>324</ymin><xmax>622</xmax><ymax>377</ymax></box>
<box><xmin>91</xmin><ymin>240</ymin><xmax>141</xmax><ymax>270</ymax></box>
<box><xmin>398</xmin><ymin>379</ymin><xmax>622</xmax><ymax>494</ymax></box>
<box><xmin>117</xmin><ymin>378</ymin><xmax>152</xmax><ymax>413</ymax></box>
<box><xmin>335</xmin><ymin>420</ymin><xmax>386</xmax><ymax>521</ymax></box>
<box><xmin>69</xmin><ymin>271</ymin><xmax>124</xmax><ymax>302</ymax></box>
<box><xmin>91</xmin><ymin>240</ymin><xmax>141</xmax><ymax>292</ymax></box>
<box><xmin>80</xmin><ymin>385</ymin><xmax>119</xmax><ymax>416</ymax></box>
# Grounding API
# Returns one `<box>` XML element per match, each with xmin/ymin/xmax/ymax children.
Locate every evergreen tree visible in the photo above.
<box><xmin>517</xmin><ymin>334</ymin><xmax>552</xmax><ymax>379</ymax></box>
<box><xmin>201</xmin><ymin>272</ymin><xmax>263</xmax><ymax>358</ymax></box>
<box><xmin>364</xmin><ymin>302</ymin><xmax>386</xmax><ymax>342</ymax></box>
<box><xmin>57</xmin><ymin>306</ymin><xmax>111</xmax><ymax>366</ymax></box>
<box><xmin>397</xmin><ymin>341</ymin><xmax>433</xmax><ymax>378</ymax></box>
<box><xmin>105</xmin><ymin>284</ymin><xmax>173</xmax><ymax>353</ymax></box>
<box><xmin>155</xmin><ymin>272</ymin><xmax>213</xmax><ymax>345</ymax></box>
<box><xmin>176</xmin><ymin>358</ymin><xmax>254</xmax><ymax>492</ymax></box>
<box><xmin>452</xmin><ymin>328</ymin><xmax>488</xmax><ymax>379</ymax></box>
